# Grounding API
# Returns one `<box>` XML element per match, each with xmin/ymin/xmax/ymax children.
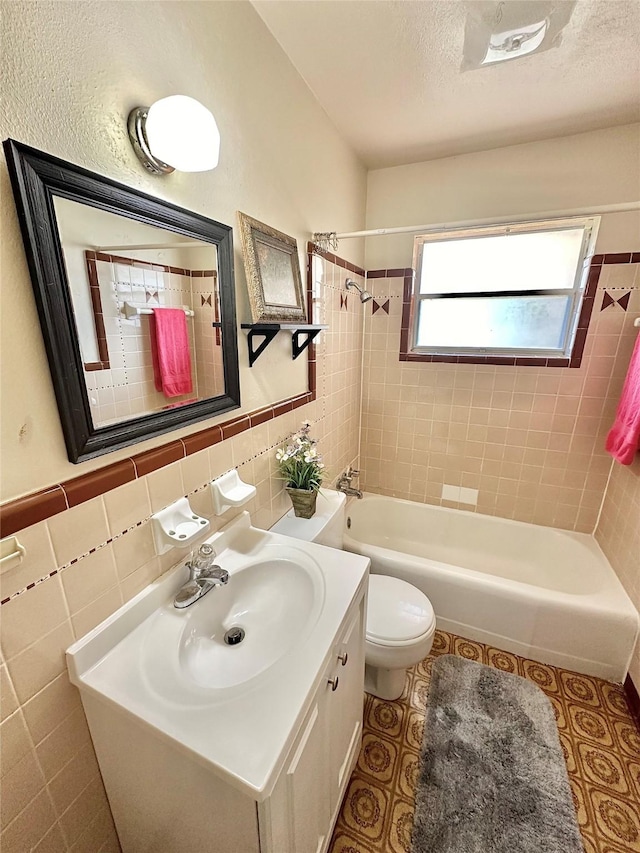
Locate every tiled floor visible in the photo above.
<box><xmin>328</xmin><ymin>630</ymin><xmax>640</xmax><ymax>853</ymax></box>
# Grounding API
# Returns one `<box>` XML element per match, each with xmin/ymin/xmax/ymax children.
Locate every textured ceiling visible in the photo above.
<box><xmin>252</xmin><ymin>0</ymin><xmax>640</xmax><ymax>168</ymax></box>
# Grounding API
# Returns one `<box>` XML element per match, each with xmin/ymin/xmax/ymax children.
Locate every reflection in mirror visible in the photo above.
<box><xmin>54</xmin><ymin>199</ymin><xmax>224</xmax><ymax>428</ymax></box>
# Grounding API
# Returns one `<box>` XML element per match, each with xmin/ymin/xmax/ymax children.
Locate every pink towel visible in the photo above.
<box><xmin>606</xmin><ymin>334</ymin><xmax>640</xmax><ymax>465</ymax></box>
<box><xmin>149</xmin><ymin>308</ymin><xmax>193</xmax><ymax>398</ymax></box>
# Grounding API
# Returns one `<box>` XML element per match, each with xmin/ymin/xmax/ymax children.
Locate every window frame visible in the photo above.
<box><xmin>407</xmin><ymin>217</ymin><xmax>600</xmax><ymax>365</ymax></box>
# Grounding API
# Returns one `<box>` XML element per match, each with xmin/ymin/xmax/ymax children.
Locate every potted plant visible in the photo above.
<box><xmin>276</xmin><ymin>421</ymin><xmax>324</xmax><ymax>518</ymax></box>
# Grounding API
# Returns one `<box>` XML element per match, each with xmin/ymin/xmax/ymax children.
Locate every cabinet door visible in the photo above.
<box><xmin>327</xmin><ymin>598</ymin><xmax>366</xmax><ymax>818</ymax></box>
<box><xmin>264</xmin><ymin>690</ymin><xmax>331</xmax><ymax>853</ymax></box>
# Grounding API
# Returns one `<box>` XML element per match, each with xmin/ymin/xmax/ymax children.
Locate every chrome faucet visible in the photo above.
<box><xmin>174</xmin><ymin>543</ymin><xmax>229</xmax><ymax>609</ymax></box>
<box><xmin>336</xmin><ymin>466</ymin><xmax>363</xmax><ymax>499</ymax></box>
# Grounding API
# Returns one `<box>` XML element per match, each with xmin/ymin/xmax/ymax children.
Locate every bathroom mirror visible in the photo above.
<box><xmin>4</xmin><ymin>139</ymin><xmax>240</xmax><ymax>463</ymax></box>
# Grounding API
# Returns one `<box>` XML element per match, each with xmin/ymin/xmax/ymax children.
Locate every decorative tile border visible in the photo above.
<box><xmin>88</xmin><ymin>250</ymin><xmax>216</xmax><ymax>278</ymax></box>
<box><xmin>309</xmin><ymin>242</ymin><xmax>365</xmax><ymax>277</ymax></box>
<box><xmin>0</xmin><ymin>392</ymin><xmax>315</xmax><ymax>538</ymax></box>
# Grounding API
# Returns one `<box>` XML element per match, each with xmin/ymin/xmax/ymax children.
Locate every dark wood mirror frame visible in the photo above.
<box><xmin>4</xmin><ymin>139</ymin><xmax>240</xmax><ymax>463</ymax></box>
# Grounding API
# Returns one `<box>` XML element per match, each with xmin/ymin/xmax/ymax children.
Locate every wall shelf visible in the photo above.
<box><xmin>241</xmin><ymin>323</ymin><xmax>328</xmax><ymax>367</ymax></box>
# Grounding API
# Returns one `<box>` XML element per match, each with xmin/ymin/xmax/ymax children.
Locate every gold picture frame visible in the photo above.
<box><xmin>237</xmin><ymin>212</ymin><xmax>307</xmax><ymax>323</ymax></box>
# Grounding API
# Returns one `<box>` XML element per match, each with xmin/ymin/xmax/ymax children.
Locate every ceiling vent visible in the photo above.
<box><xmin>461</xmin><ymin>1</ymin><xmax>575</xmax><ymax>70</ymax></box>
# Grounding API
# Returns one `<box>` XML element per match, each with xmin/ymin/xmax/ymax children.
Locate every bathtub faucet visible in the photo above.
<box><xmin>336</xmin><ymin>466</ymin><xmax>363</xmax><ymax>499</ymax></box>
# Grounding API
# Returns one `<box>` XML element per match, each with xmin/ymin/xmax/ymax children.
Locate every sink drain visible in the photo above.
<box><xmin>224</xmin><ymin>626</ymin><xmax>245</xmax><ymax>646</ymax></box>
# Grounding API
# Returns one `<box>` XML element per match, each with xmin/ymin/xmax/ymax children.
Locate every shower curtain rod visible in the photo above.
<box><xmin>315</xmin><ymin>201</ymin><xmax>640</xmax><ymax>242</ymax></box>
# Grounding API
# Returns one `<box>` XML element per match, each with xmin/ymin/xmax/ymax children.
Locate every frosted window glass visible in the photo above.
<box><xmin>416</xmin><ymin>296</ymin><xmax>572</xmax><ymax>350</ymax></box>
<box><xmin>419</xmin><ymin>229</ymin><xmax>584</xmax><ymax>295</ymax></box>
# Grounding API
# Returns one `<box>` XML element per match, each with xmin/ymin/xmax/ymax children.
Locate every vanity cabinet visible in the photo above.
<box><xmin>262</xmin><ymin>594</ymin><xmax>365</xmax><ymax>853</ymax></box>
<box><xmin>73</xmin><ymin>560</ymin><xmax>367</xmax><ymax>853</ymax></box>
<box><xmin>67</xmin><ymin>515</ymin><xmax>370</xmax><ymax>853</ymax></box>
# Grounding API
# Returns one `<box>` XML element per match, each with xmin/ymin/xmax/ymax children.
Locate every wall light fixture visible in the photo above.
<box><xmin>128</xmin><ymin>95</ymin><xmax>220</xmax><ymax>175</ymax></box>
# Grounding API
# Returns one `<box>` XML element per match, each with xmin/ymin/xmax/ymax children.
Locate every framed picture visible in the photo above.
<box><xmin>238</xmin><ymin>212</ymin><xmax>307</xmax><ymax>323</ymax></box>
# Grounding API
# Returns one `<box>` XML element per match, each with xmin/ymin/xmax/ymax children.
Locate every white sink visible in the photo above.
<box><xmin>144</xmin><ymin>547</ymin><xmax>325</xmax><ymax>694</ymax></box>
<box><xmin>66</xmin><ymin>512</ymin><xmax>369</xmax><ymax>799</ymax></box>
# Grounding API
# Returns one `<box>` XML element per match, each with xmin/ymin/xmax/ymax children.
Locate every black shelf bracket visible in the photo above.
<box><xmin>241</xmin><ymin>323</ymin><xmax>328</xmax><ymax>367</ymax></box>
<box><xmin>244</xmin><ymin>327</ymin><xmax>280</xmax><ymax>367</ymax></box>
<box><xmin>292</xmin><ymin>328</ymin><xmax>322</xmax><ymax>360</ymax></box>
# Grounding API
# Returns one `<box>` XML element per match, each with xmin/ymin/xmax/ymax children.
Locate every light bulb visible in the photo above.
<box><xmin>128</xmin><ymin>95</ymin><xmax>220</xmax><ymax>174</ymax></box>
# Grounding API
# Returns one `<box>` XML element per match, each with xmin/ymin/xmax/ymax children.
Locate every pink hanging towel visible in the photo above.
<box><xmin>149</xmin><ymin>308</ymin><xmax>193</xmax><ymax>398</ymax></box>
<box><xmin>606</xmin><ymin>333</ymin><xmax>640</xmax><ymax>465</ymax></box>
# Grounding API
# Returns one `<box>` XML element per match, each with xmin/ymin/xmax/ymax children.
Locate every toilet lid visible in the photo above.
<box><xmin>367</xmin><ymin>575</ymin><xmax>435</xmax><ymax>643</ymax></box>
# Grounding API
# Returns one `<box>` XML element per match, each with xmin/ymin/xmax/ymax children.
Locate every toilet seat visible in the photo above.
<box><xmin>366</xmin><ymin>575</ymin><xmax>435</xmax><ymax>647</ymax></box>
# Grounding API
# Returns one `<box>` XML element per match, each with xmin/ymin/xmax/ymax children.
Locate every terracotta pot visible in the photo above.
<box><xmin>285</xmin><ymin>486</ymin><xmax>318</xmax><ymax>519</ymax></box>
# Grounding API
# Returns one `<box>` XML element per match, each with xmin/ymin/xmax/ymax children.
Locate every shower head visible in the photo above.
<box><xmin>345</xmin><ymin>278</ymin><xmax>373</xmax><ymax>304</ymax></box>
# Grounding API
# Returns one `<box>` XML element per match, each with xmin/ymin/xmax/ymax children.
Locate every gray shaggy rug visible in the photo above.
<box><xmin>412</xmin><ymin>655</ymin><xmax>584</xmax><ymax>853</ymax></box>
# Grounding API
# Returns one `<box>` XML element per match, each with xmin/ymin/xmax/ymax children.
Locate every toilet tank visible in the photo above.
<box><xmin>270</xmin><ymin>489</ymin><xmax>346</xmax><ymax>549</ymax></box>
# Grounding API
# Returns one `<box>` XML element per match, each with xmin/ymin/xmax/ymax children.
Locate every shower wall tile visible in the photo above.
<box><xmin>360</xmin><ymin>262</ymin><xmax>640</xmax><ymax>533</ymax></box>
<box><xmin>0</xmin><ymin>250</ymin><xmax>363</xmax><ymax>852</ymax></box>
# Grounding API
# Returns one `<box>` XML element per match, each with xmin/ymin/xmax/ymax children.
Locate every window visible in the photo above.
<box><xmin>408</xmin><ymin>217</ymin><xmax>599</xmax><ymax>365</ymax></box>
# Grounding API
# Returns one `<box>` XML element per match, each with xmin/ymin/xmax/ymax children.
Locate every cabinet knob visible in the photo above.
<box><xmin>337</xmin><ymin>652</ymin><xmax>348</xmax><ymax>667</ymax></box>
<box><xmin>328</xmin><ymin>676</ymin><xmax>339</xmax><ymax>692</ymax></box>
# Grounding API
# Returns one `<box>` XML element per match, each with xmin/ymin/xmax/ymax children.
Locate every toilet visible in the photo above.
<box><xmin>271</xmin><ymin>489</ymin><xmax>436</xmax><ymax>700</ymax></box>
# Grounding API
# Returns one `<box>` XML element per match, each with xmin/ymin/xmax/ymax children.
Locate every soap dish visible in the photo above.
<box><xmin>152</xmin><ymin>497</ymin><xmax>210</xmax><ymax>555</ymax></box>
<box><xmin>211</xmin><ymin>470</ymin><xmax>257</xmax><ymax>516</ymax></box>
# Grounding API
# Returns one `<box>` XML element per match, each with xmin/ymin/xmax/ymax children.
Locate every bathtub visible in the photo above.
<box><xmin>343</xmin><ymin>494</ymin><xmax>639</xmax><ymax>682</ymax></box>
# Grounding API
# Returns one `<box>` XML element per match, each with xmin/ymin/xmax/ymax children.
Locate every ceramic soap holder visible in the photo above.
<box><xmin>152</xmin><ymin>497</ymin><xmax>210</xmax><ymax>555</ymax></box>
<box><xmin>211</xmin><ymin>470</ymin><xmax>257</xmax><ymax>516</ymax></box>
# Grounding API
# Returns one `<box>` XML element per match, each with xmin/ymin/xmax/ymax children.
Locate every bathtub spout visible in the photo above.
<box><xmin>336</xmin><ymin>467</ymin><xmax>363</xmax><ymax>499</ymax></box>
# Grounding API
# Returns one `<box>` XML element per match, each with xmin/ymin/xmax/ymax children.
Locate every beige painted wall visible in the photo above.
<box><xmin>0</xmin><ymin>0</ymin><xmax>367</xmax><ymax>504</ymax></box>
<box><xmin>365</xmin><ymin>123</ymin><xmax>640</xmax><ymax>269</ymax></box>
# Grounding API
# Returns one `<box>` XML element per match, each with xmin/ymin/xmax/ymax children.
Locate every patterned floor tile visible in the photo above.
<box><xmin>589</xmin><ymin>788</ymin><xmax>640</xmax><ymax>850</ymax></box>
<box><xmin>577</xmin><ymin>741</ymin><xmax>631</xmax><ymax>795</ymax></box>
<box><xmin>561</xmin><ymin>670</ymin><xmax>602</xmax><ymax>707</ymax></box>
<box><xmin>522</xmin><ymin>658</ymin><xmax>560</xmax><ymax>694</ymax></box>
<box><xmin>328</xmin><ymin>630</ymin><xmax>640</xmax><ymax>853</ymax></box>
<box><xmin>341</xmin><ymin>776</ymin><xmax>390</xmax><ymax>843</ymax></box>
<box><xmin>366</xmin><ymin>698</ymin><xmax>405</xmax><ymax>740</ymax></box>
<box><xmin>387</xmin><ymin>799</ymin><xmax>414</xmax><ymax>853</ymax></box>
<box><xmin>486</xmin><ymin>646</ymin><xmax>520</xmax><ymax>675</ymax></box>
<box><xmin>357</xmin><ymin>733</ymin><xmax>399</xmax><ymax>784</ymax></box>
<box><xmin>452</xmin><ymin>636</ymin><xmax>484</xmax><ymax>662</ymax></box>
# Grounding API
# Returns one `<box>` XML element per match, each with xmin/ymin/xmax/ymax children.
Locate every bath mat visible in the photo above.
<box><xmin>412</xmin><ymin>655</ymin><xmax>584</xmax><ymax>853</ymax></box>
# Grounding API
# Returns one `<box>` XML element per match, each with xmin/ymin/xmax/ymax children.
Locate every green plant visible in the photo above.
<box><xmin>276</xmin><ymin>421</ymin><xmax>324</xmax><ymax>492</ymax></box>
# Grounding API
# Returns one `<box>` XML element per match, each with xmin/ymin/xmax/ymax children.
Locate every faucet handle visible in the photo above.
<box><xmin>188</xmin><ymin>543</ymin><xmax>216</xmax><ymax>571</ymax></box>
<box><xmin>347</xmin><ymin>467</ymin><xmax>360</xmax><ymax>477</ymax></box>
